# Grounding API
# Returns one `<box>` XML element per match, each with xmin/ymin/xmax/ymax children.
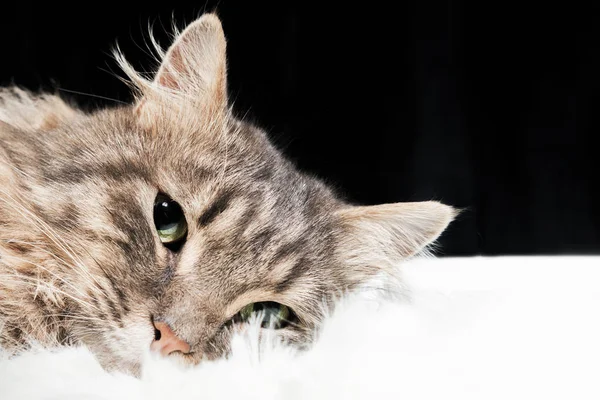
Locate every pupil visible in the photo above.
<box><xmin>154</xmin><ymin>197</ymin><xmax>183</xmax><ymax>229</ymax></box>
<box><xmin>153</xmin><ymin>194</ymin><xmax>187</xmax><ymax>251</ymax></box>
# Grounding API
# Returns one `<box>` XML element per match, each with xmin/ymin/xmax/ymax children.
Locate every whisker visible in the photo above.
<box><xmin>57</xmin><ymin>88</ymin><xmax>128</xmax><ymax>105</ymax></box>
<box><xmin>0</xmin><ymin>189</ymin><xmax>104</xmax><ymax>290</ymax></box>
<box><xmin>3</xmin><ymin>238</ymin><xmax>107</xmax><ymax>300</ymax></box>
<box><xmin>43</xmin><ymin>313</ymin><xmax>105</xmax><ymax>325</ymax></box>
<box><xmin>0</xmin><ymin>273</ymin><xmax>102</xmax><ymax>314</ymax></box>
<box><xmin>1</xmin><ymin>253</ymin><xmax>101</xmax><ymax>311</ymax></box>
<box><xmin>0</xmin><ymin>157</ymin><xmax>38</xmax><ymax>182</ymax></box>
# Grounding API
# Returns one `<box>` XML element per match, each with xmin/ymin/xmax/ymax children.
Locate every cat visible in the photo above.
<box><xmin>0</xmin><ymin>13</ymin><xmax>455</xmax><ymax>375</ymax></box>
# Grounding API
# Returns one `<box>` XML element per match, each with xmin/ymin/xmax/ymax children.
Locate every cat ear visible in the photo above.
<box><xmin>155</xmin><ymin>14</ymin><xmax>227</xmax><ymax>103</ymax></box>
<box><xmin>336</xmin><ymin>201</ymin><xmax>456</xmax><ymax>272</ymax></box>
<box><xmin>134</xmin><ymin>14</ymin><xmax>228</xmax><ymax>114</ymax></box>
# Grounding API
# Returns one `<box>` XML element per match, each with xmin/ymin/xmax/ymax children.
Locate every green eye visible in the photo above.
<box><xmin>153</xmin><ymin>194</ymin><xmax>188</xmax><ymax>249</ymax></box>
<box><xmin>236</xmin><ymin>301</ymin><xmax>294</xmax><ymax>329</ymax></box>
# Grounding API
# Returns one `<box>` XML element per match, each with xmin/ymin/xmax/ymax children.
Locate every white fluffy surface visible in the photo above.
<box><xmin>1</xmin><ymin>256</ymin><xmax>599</xmax><ymax>399</ymax></box>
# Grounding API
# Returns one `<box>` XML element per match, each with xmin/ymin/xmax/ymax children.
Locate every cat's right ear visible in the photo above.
<box><xmin>130</xmin><ymin>14</ymin><xmax>228</xmax><ymax>118</ymax></box>
<box><xmin>335</xmin><ymin>201</ymin><xmax>457</xmax><ymax>282</ymax></box>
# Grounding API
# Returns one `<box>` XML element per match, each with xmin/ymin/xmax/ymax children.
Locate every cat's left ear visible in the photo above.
<box><xmin>336</xmin><ymin>201</ymin><xmax>457</xmax><ymax>277</ymax></box>
<box><xmin>135</xmin><ymin>14</ymin><xmax>228</xmax><ymax>113</ymax></box>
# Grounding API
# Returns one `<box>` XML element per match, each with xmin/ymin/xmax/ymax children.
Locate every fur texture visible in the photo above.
<box><xmin>2</xmin><ymin>256</ymin><xmax>599</xmax><ymax>399</ymax></box>
<box><xmin>0</xmin><ymin>13</ymin><xmax>455</xmax><ymax>375</ymax></box>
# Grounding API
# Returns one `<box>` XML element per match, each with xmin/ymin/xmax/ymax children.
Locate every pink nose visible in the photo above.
<box><xmin>150</xmin><ymin>321</ymin><xmax>191</xmax><ymax>356</ymax></box>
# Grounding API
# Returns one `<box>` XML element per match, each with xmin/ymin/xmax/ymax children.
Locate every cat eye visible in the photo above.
<box><xmin>153</xmin><ymin>194</ymin><xmax>188</xmax><ymax>249</ymax></box>
<box><xmin>233</xmin><ymin>301</ymin><xmax>296</xmax><ymax>329</ymax></box>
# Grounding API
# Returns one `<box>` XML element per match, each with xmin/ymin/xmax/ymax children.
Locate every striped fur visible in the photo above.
<box><xmin>0</xmin><ymin>13</ymin><xmax>455</xmax><ymax>375</ymax></box>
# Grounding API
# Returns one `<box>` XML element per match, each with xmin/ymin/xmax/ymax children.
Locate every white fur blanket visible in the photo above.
<box><xmin>1</xmin><ymin>256</ymin><xmax>599</xmax><ymax>399</ymax></box>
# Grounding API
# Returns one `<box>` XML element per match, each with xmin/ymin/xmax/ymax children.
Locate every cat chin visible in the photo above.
<box><xmin>90</xmin><ymin>338</ymin><xmax>203</xmax><ymax>375</ymax></box>
<box><xmin>86</xmin><ymin>345</ymin><xmax>140</xmax><ymax>376</ymax></box>
<box><xmin>83</xmin><ymin>332</ymin><xmax>155</xmax><ymax>376</ymax></box>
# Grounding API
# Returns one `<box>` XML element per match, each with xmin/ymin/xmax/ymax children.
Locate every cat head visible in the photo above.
<box><xmin>0</xmin><ymin>14</ymin><xmax>455</xmax><ymax>374</ymax></box>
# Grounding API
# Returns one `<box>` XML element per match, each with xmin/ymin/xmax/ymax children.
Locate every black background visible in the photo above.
<box><xmin>1</xmin><ymin>2</ymin><xmax>598</xmax><ymax>255</ymax></box>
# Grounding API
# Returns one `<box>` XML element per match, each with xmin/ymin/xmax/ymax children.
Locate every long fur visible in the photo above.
<box><xmin>0</xmin><ymin>13</ymin><xmax>457</xmax><ymax>374</ymax></box>
<box><xmin>2</xmin><ymin>256</ymin><xmax>599</xmax><ymax>399</ymax></box>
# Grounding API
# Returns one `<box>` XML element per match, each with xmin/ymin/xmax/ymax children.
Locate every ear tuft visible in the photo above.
<box><xmin>117</xmin><ymin>13</ymin><xmax>229</xmax><ymax>121</ymax></box>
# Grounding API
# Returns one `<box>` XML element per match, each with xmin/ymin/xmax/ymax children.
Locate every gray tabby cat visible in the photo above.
<box><xmin>0</xmin><ymin>14</ymin><xmax>455</xmax><ymax>375</ymax></box>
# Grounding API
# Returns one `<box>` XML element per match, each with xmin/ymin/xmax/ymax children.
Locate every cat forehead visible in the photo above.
<box><xmin>53</xmin><ymin>109</ymin><xmax>337</xmax><ymax>217</ymax></box>
<box><xmin>45</xmin><ymin>109</ymin><xmax>269</xmax><ymax>180</ymax></box>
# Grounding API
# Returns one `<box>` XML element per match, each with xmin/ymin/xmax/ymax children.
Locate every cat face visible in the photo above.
<box><xmin>0</xmin><ymin>14</ymin><xmax>455</xmax><ymax>375</ymax></box>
